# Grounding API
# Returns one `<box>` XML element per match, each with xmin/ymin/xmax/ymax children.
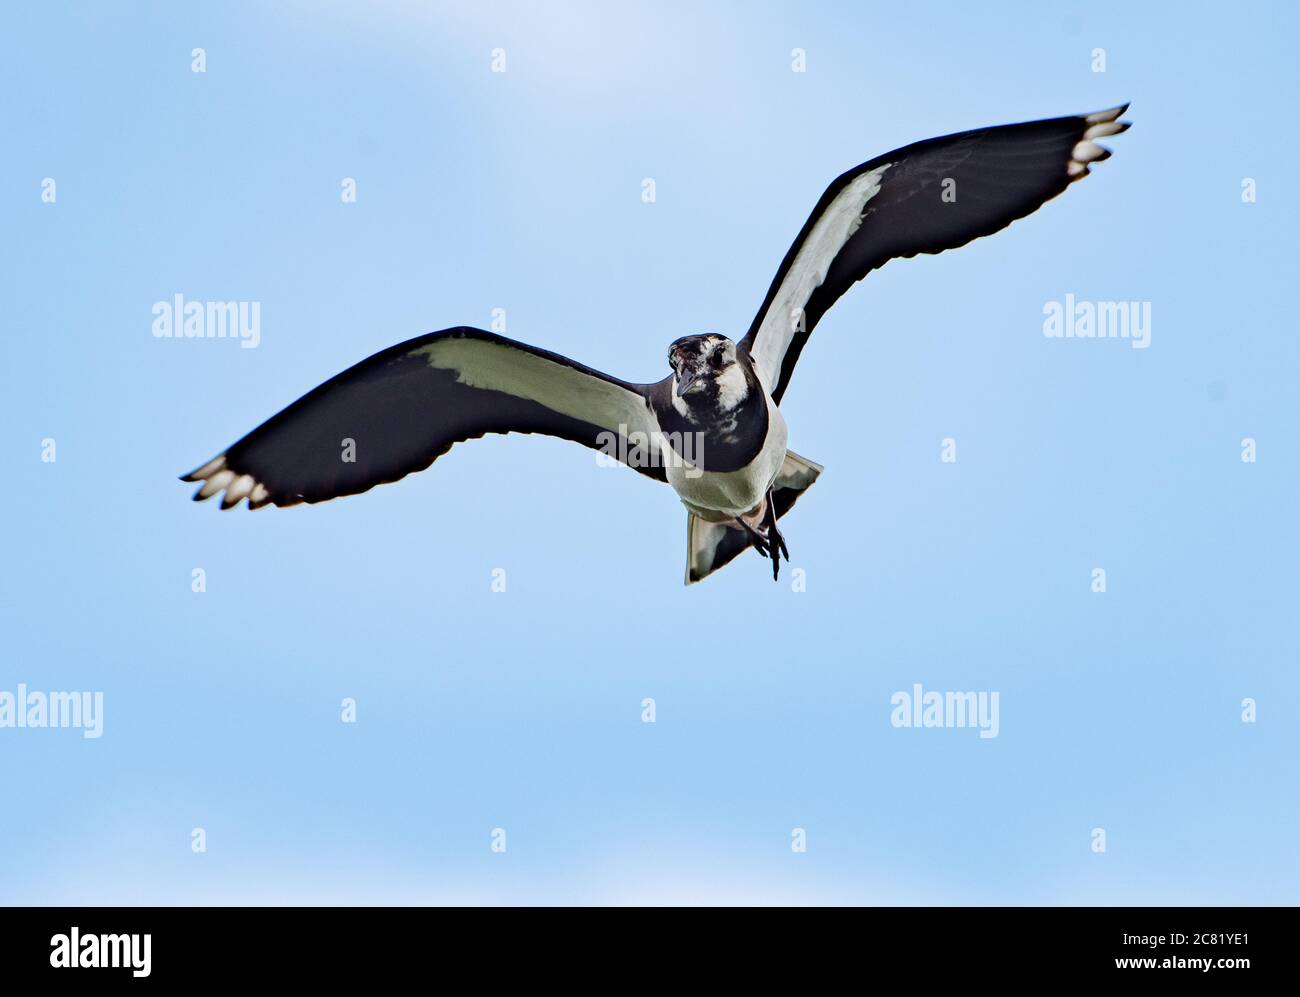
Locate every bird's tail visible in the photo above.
<box><xmin>685</xmin><ymin>449</ymin><xmax>823</xmax><ymax>584</ymax></box>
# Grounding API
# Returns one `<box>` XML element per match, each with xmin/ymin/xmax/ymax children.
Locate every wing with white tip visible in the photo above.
<box><xmin>181</xmin><ymin>327</ymin><xmax>666</xmax><ymax>509</ymax></box>
<box><xmin>740</xmin><ymin>105</ymin><xmax>1132</xmax><ymax>402</ymax></box>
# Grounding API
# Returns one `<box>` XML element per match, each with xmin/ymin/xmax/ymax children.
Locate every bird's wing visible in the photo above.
<box><xmin>739</xmin><ymin>105</ymin><xmax>1132</xmax><ymax>402</ymax></box>
<box><xmin>182</xmin><ymin>326</ymin><xmax>666</xmax><ymax>509</ymax></box>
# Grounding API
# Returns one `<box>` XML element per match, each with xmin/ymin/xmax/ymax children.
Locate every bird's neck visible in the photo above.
<box><xmin>659</xmin><ymin>359</ymin><xmax>769</xmax><ymax>471</ymax></box>
<box><xmin>675</xmin><ymin>364</ymin><xmax>757</xmax><ymax>426</ymax></box>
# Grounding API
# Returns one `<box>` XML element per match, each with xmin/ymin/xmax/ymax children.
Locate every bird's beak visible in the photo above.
<box><xmin>675</xmin><ymin>369</ymin><xmax>701</xmax><ymax>398</ymax></box>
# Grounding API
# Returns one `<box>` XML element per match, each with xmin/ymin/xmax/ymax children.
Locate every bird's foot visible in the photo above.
<box><xmin>761</xmin><ymin>489</ymin><xmax>788</xmax><ymax>580</ymax></box>
<box><xmin>736</xmin><ymin>492</ymin><xmax>789</xmax><ymax>581</ymax></box>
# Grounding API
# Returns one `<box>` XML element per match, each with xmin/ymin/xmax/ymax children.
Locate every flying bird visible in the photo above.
<box><xmin>182</xmin><ymin>105</ymin><xmax>1131</xmax><ymax>583</ymax></box>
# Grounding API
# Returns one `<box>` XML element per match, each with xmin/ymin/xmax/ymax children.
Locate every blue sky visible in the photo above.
<box><xmin>1</xmin><ymin>0</ymin><xmax>1296</xmax><ymax>904</ymax></box>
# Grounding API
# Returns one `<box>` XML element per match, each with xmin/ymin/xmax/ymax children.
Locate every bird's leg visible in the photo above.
<box><xmin>735</xmin><ymin>494</ymin><xmax>786</xmax><ymax>580</ymax></box>
<box><xmin>762</xmin><ymin>489</ymin><xmax>788</xmax><ymax>569</ymax></box>
<box><xmin>736</xmin><ymin>517</ymin><xmax>769</xmax><ymax>559</ymax></box>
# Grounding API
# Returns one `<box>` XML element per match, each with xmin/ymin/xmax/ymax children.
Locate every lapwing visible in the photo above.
<box><xmin>182</xmin><ymin>105</ymin><xmax>1131</xmax><ymax>584</ymax></box>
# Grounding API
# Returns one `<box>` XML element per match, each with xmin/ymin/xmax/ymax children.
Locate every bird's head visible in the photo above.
<box><xmin>668</xmin><ymin>334</ymin><xmax>741</xmax><ymax>401</ymax></box>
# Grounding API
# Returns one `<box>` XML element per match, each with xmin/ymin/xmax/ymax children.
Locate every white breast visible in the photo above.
<box><xmin>664</xmin><ymin>393</ymin><xmax>788</xmax><ymax>520</ymax></box>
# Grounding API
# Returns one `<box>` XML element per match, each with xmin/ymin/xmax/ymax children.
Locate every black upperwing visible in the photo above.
<box><xmin>739</xmin><ymin>105</ymin><xmax>1132</xmax><ymax>404</ymax></box>
<box><xmin>181</xmin><ymin>326</ymin><xmax>667</xmax><ymax>509</ymax></box>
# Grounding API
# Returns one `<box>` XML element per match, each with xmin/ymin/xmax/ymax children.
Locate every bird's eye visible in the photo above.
<box><xmin>711</xmin><ymin>349</ymin><xmax>727</xmax><ymax>368</ymax></box>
